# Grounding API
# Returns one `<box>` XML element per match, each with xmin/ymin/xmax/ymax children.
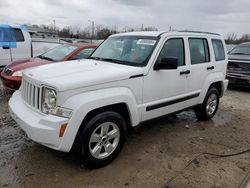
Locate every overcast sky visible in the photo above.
<box><xmin>0</xmin><ymin>0</ymin><xmax>250</xmax><ymax>36</ymax></box>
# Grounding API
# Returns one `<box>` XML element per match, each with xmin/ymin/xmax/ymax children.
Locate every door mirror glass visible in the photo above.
<box><xmin>154</xmin><ymin>57</ymin><xmax>178</xmax><ymax>70</ymax></box>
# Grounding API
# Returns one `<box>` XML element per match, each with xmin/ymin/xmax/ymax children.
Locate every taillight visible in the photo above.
<box><xmin>225</xmin><ymin>62</ymin><xmax>228</xmax><ymax>79</ymax></box>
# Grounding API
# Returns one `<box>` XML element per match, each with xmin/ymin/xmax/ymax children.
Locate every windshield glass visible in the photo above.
<box><xmin>90</xmin><ymin>36</ymin><xmax>158</xmax><ymax>66</ymax></box>
<box><xmin>229</xmin><ymin>44</ymin><xmax>250</xmax><ymax>55</ymax></box>
<box><xmin>39</xmin><ymin>44</ymin><xmax>77</xmax><ymax>61</ymax></box>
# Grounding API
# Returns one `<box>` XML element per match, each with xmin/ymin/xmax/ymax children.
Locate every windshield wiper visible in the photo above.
<box><xmin>89</xmin><ymin>56</ymin><xmax>102</xmax><ymax>60</ymax></box>
<box><xmin>101</xmin><ymin>58</ymin><xmax>123</xmax><ymax>63</ymax></box>
<box><xmin>89</xmin><ymin>57</ymin><xmax>123</xmax><ymax>63</ymax></box>
<box><xmin>39</xmin><ymin>55</ymin><xmax>55</xmax><ymax>61</ymax></box>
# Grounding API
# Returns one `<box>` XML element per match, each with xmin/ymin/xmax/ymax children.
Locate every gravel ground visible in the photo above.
<box><xmin>0</xmin><ymin>82</ymin><xmax>250</xmax><ymax>188</ymax></box>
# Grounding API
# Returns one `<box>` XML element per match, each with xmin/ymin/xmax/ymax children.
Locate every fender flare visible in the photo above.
<box><xmin>58</xmin><ymin>87</ymin><xmax>140</xmax><ymax>151</ymax></box>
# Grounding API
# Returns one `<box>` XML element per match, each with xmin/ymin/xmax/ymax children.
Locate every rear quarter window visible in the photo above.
<box><xmin>14</xmin><ymin>28</ymin><xmax>24</xmax><ymax>42</ymax></box>
<box><xmin>212</xmin><ymin>39</ymin><xmax>225</xmax><ymax>61</ymax></box>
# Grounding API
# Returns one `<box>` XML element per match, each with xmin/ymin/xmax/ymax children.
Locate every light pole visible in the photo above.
<box><xmin>52</xmin><ymin>20</ymin><xmax>56</xmax><ymax>38</ymax></box>
<box><xmin>88</xmin><ymin>20</ymin><xmax>94</xmax><ymax>43</ymax></box>
<box><xmin>53</xmin><ymin>20</ymin><xmax>56</xmax><ymax>31</ymax></box>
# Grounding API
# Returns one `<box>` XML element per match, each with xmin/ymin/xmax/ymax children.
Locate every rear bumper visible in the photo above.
<box><xmin>0</xmin><ymin>72</ymin><xmax>21</xmax><ymax>90</ymax></box>
<box><xmin>9</xmin><ymin>91</ymin><xmax>70</xmax><ymax>151</ymax></box>
<box><xmin>222</xmin><ymin>79</ymin><xmax>229</xmax><ymax>96</ymax></box>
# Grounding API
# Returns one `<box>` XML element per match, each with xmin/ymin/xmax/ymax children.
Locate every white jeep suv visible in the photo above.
<box><xmin>9</xmin><ymin>31</ymin><xmax>229</xmax><ymax>168</ymax></box>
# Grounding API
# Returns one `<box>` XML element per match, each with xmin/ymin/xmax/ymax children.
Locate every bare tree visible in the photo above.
<box><xmin>225</xmin><ymin>32</ymin><xmax>250</xmax><ymax>44</ymax></box>
<box><xmin>225</xmin><ymin>32</ymin><xmax>238</xmax><ymax>44</ymax></box>
<box><xmin>27</xmin><ymin>23</ymin><xmax>158</xmax><ymax>40</ymax></box>
<box><xmin>239</xmin><ymin>34</ymin><xmax>250</xmax><ymax>43</ymax></box>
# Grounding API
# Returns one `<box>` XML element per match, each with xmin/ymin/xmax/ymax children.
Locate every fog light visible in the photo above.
<box><xmin>59</xmin><ymin>123</ymin><xmax>67</xmax><ymax>137</ymax></box>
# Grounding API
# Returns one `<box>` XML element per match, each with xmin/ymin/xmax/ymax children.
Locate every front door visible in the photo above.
<box><xmin>142</xmin><ymin>37</ymin><xmax>189</xmax><ymax>121</ymax></box>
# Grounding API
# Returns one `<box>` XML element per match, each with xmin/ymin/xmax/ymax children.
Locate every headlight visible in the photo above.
<box><xmin>42</xmin><ymin>87</ymin><xmax>57</xmax><ymax>114</ymax></box>
<box><xmin>12</xmin><ymin>70</ymin><xmax>23</xmax><ymax>77</ymax></box>
<box><xmin>41</xmin><ymin>87</ymin><xmax>72</xmax><ymax>118</ymax></box>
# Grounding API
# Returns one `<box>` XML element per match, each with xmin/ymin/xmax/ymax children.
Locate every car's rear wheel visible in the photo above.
<box><xmin>77</xmin><ymin>111</ymin><xmax>127</xmax><ymax>169</ymax></box>
<box><xmin>195</xmin><ymin>88</ymin><xmax>220</xmax><ymax>121</ymax></box>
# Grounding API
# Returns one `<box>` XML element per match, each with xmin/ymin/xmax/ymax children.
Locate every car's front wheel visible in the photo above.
<box><xmin>77</xmin><ymin>111</ymin><xmax>127</xmax><ymax>169</ymax></box>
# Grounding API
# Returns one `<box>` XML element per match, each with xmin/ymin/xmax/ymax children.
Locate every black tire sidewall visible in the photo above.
<box><xmin>78</xmin><ymin>111</ymin><xmax>127</xmax><ymax>169</ymax></box>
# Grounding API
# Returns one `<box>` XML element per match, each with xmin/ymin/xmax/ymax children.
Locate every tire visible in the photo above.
<box><xmin>77</xmin><ymin>111</ymin><xmax>127</xmax><ymax>169</ymax></box>
<box><xmin>195</xmin><ymin>88</ymin><xmax>220</xmax><ymax>121</ymax></box>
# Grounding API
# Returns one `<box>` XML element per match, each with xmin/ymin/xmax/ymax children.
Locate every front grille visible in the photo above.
<box><xmin>228</xmin><ymin>61</ymin><xmax>250</xmax><ymax>75</ymax></box>
<box><xmin>21</xmin><ymin>79</ymin><xmax>41</xmax><ymax>110</ymax></box>
<box><xmin>3</xmin><ymin>67</ymin><xmax>13</xmax><ymax>75</ymax></box>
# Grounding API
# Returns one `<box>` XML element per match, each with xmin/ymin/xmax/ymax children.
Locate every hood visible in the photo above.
<box><xmin>23</xmin><ymin>59</ymin><xmax>143</xmax><ymax>91</ymax></box>
<box><xmin>228</xmin><ymin>54</ymin><xmax>250</xmax><ymax>62</ymax></box>
<box><xmin>7</xmin><ymin>57</ymin><xmax>52</xmax><ymax>72</ymax></box>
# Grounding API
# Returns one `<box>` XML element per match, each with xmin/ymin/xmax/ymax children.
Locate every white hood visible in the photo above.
<box><xmin>23</xmin><ymin>59</ymin><xmax>143</xmax><ymax>91</ymax></box>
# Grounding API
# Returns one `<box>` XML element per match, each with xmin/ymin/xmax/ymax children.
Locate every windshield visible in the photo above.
<box><xmin>90</xmin><ymin>36</ymin><xmax>159</xmax><ymax>66</ymax></box>
<box><xmin>229</xmin><ymin>44</ymin><xmax>250</xmax><ymax>55</ymax></box>
<box><xmin>39</xmin><ymin>44</ymin><xmax>77</xmax><ymax>61</ymax></box>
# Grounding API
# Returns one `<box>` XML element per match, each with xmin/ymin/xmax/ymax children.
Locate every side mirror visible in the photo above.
<box><xmin>154</xmin><ymin>57</ymin><xmax>178</xmax><ymax>70</ymax></box>
<box><xmin>2</xmin><ymin>45</ymin><xmax>10</xmax><ymax>50</ymax></box>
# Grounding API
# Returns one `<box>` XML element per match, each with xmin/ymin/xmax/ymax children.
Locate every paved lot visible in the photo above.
<box><xmin>0</xmin><ymin>82</ymin><xmax>250</xmax><ymax>188</ymax></box>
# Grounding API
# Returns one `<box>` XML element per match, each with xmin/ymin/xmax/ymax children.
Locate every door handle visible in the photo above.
<box><xmin>180</xmin><ymin>70</ymin><xmax>190</xmax><ymax>75</ymax></box>
<box><xmin>2</xmin><ymin>45</ymin><xmax>10</xmax><ymax>50</ymax></box>
<box><xmin>207</xmin><ymin>66</ymin><xmax>215</xmax><ymax>70</ymax></box>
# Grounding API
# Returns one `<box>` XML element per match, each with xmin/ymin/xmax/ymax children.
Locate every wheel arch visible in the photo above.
<box><xmin>199</xmin><ymin>72</ymin><xmax>225</xmax><ymax>104</ymax></box>
<box><xmin>208</xmin><ymin>81</ymin><xmax>223</xmax><ymax>97</ymax></box>
<box><xmin>70</xmin><ymin>102</ymin><xmax>132</xmax><ymax>153</ymax></box>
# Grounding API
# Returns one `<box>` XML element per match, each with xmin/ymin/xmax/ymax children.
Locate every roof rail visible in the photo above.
<box><xmin>178</xmin><ymin>30</ymin><xmax>220</xmax><ymax>36</ymax></box>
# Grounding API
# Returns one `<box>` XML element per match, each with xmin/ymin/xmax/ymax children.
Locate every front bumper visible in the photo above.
<box><xmin>9</xmin><ymin>91</ymin><xmax>69</xmax><ymax>151</ymax></box>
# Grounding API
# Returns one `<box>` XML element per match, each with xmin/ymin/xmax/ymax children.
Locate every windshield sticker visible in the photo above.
<box><xmin>137</xmin><ymin>39</ymin><xmax>156</xmax><ymax>46</ymax></box>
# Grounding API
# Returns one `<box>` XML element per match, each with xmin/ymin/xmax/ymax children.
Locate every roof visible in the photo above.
<box><xmin>0</xmin><ymin>23</ymin><xmax>29</xmax><ymax>31</ymax></box>
<box><xmin>1</xmin><ymin>23</ymin><xmax>22</xmax><ymax>28</ymax></box>
<box><xmin>111</xmin><ymin>30</ymin><xmax>221</xmax><ymax>38</ymax></box>
<box><xmin>112</xmin><ymin>31</ymin><xmax>164</xmax><ymax>37</ymax></box>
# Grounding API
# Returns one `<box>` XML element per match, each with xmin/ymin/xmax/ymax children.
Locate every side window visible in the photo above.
<box><xmin>14</xmin><ymin>29</ymin><xmax>24</xmax><ymax>42</ymax></box>
<box><xmin>0</xmin><ymin>27</ymin><xmax>16</xmax><ymax>42</ymax></box>
<box><xmin>189</xmin><ymin>38</ymin><xmax>210</xmax><ymax>64</ymax></box>
<box><xmin>157</xmin><ymin>38</ymin><xmax>185</xmax><ymax>66</ymax></box>
<box><xmin>212</xmin><ymin>39</ymin><xmax>226</xmax><ymax>61</ymax></box>
<box><xmin>70</xmin><ymin>48</ymin><xmax>95</xmax><ymax>60</ymax></box>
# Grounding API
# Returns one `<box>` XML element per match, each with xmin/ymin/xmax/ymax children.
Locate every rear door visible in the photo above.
<box><xmin>185</xmin><ymin>37</ymin><xmax>212</xmax><ymax>106</ymax></box>
<box><xmin>11</xmin><ymin>28</ymin><xmax>32</xmax><ymax>61</ymax></box>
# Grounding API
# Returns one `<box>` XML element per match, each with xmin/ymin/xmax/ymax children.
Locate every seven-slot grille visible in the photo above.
<box><xmin>228</xmin><ymin>61</ymin><xmax>250</xmax><ymax>75</ymax></box>
<box><xmin>21</xmin><ymin>79</ymin><xmax>41</xmax><ymax>110</ymax></box>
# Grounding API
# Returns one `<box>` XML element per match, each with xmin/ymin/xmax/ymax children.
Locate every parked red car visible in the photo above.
<box><xmin>0</xmin><ymin>43</ymin><xmax>98</xmax><ymax>90</ymax></box>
